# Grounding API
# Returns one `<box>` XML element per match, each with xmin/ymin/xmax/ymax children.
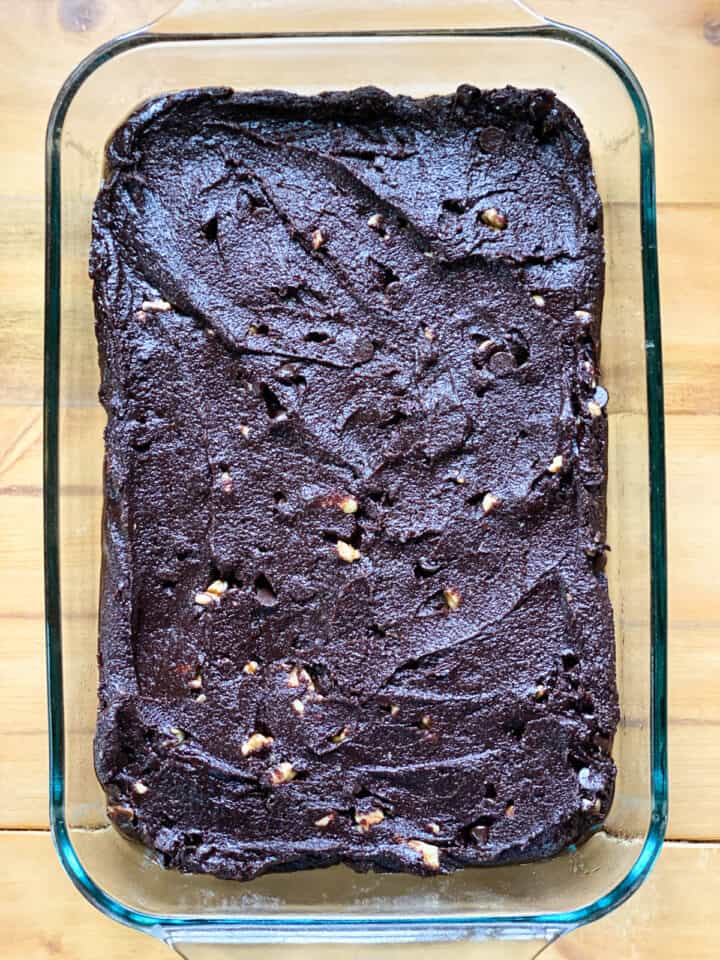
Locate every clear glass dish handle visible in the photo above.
<box><xmin>166</xmin><ymin>934</ymin><xmax>560</xmax><ymax>959</ymax></box>
<box><xmin>151</xmin><ymin>0</ymin><xmax>544</xmax><ymax>34</ymax></box>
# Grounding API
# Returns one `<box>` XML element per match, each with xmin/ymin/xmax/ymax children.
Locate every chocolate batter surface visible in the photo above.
<box><xmin>91</xmin><ymin>85</ymin><xmax>617</xmax><ymax>881</ymax></box>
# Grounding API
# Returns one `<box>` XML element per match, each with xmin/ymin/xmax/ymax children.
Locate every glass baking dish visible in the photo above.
<box><xmin>43</xmin><ymin>1</ymin><xmax>667</xmax><ymax>956</ymax></box>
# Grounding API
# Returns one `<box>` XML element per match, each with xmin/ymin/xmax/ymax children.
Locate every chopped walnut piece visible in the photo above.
<box><xmin>311</xmin><ymin>228</ymin><xmax>327</xmax><ymax>250</ymax></box>
<box><xmin>243</xmin><ymin>660</ymin><xmax>259</xmax><ymax>675</ymax></box>
<box><xmin>482</xmin><ymin>492</ymin><xmax>500</xmax><ymax>514</ymax></box>
<box><xmin>420</xmin><ymin>714</ymin><xmax>432</xmax><ymax>729</ymax></box>
<box><xmin>548</xmin><ymin>455</ymin><xmax>564</xmax><ymax>474</ymax></box>
<box><xmin>269</xmin><ymin>761</ymin><xmax>296</xmax><ymax>785</ymax></box>
<box><xmin>355</xmin><ymin>808</ymin><xmax>385</xmax><ymax>832</ymax></box>
<box><xmin>443</xmin><ymin>587</ymin><xmax>461</xmax><ymax>611</ymax></box>
<box><xmin>574</xmin><ymin>309</ymin><xmax>592</xmax><ymax>322</ymax></box>
<box><xmin>331</xmin><ymin>726</ymin><xmax>349</xmax><ymax>744</ymax></box>
<box><xmin>336</xmin><ymin>540</ymin><xmax>360</xmax><ymax>563</ymax></box>
<box><xmin>588</xmin><ymin>400</ymin><xmax>603</xmax><ymax>418</ymax></box>
<box><xmin>241</xmin><ymin>732</ymin><xmax>274</xmax><ymax>757</ymax></box>
<box><xmin>287</xmin><ymin>667</ymin><xmax>315</xmax><ymax>691</ymax></box>
<box><xmin>195</xmin><ymin>693</ymin><xmax>207</xmax><ymax>704</ymax></box>
<box><xmin>505</xmin><ymin>802</ymin><xmax>516</xmax><ymax>818</ymax></box>
<box><xmin>169</xmin><ymin>726</ymin><xmax>186</xmax><ymax>744</ymax></box>
<box><xmin>132</xmin><ymin>780</ymin><xmax>148</xmax><ymax>795</ymax></box>
<box><xmin>428</xmin><ymin>822</ymin><xmax>441</xmax><ymax>835</ymax></box>
<box><xmin>533</xmin><ymin>684</ymin><xmax>548</xmax><ymax>702</ymax></box>
<box><xmin>367</xmin><ymin>213</ymin><xmax>385</xmax><ymax>230</ymax></box>
<box><xmin>291</xmin><ymin>698</ymin><xmax>305</xmax><ymax>716</ymax></box>
<box><xmin>141</xmin><ymin>298</ymin><xmax>171</xmax><ymax>312</ymax></box>
<box><xmin>339</xmin><ymin>495</ymin><xmax>359</xmax><ymax>515</ymax></box>
<box><xmin>239</xmin><ymin>424</ymin><xmax>251</xmax><ymax>438</ymax></box>
<box><xmin>314</xmin><ymin>813</ymin><xmax>336</xmax><ymax>828</ymax></box>
<box><xmin>194</xmin><ymin>579</ymin><xmax>227</xmax><ymax>607</ymax></box>
<box><xmin>220</xmin><ymin>470</ymin><xmax>233</xmax><ymax>493</ymax></box>
<box><xmin>389</xmin><ymin>704</ymin><xmax>400</xmax><ymax>718</ymax></box>
<box><xmin>532</xmin><ymin>294</ymin><xmax>546</xmax><ymax>307</ymax></box>
<box><xmin>206</xmin><ymin>579</ymin><xmax>228</xmax><ymax>597</ymax></box>
<box><xmin>453</xmin><ymin>473</ymin><xmax>466</xmax><ymax>485</ymax></box>
<box><xmin>407</xmin><ymin>839</ymin><xmax>441</xmax><ymax>870</ymax></box>
<box><xmin>480</xmin><ymin>207</ymin><xmax>507</xmax><ymax>230</ymax></box>
<box><xmin>188</xmin><ymin>674</ymin><xmax>203</xmax><ymax>689</ymax></box>
<box><xmin>423</xmin><ymin>325</ymin><xmax>436</xmax><ymax>342</ymax></box>
<box><xmin>108</xmin><ymin>804</ymin><xmax>135</xmax><ymax>823</ymax></box>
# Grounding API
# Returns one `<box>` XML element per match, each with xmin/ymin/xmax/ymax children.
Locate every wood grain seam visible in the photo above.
<box><xmin>0</xmin><ymin>826</ymin><xmax>718</xmax><ymax>848</ymax></box>
<box><xmin>0</xmin><ymin>484</ymin><xmax>99</xmax><ymax>496</ymax></box>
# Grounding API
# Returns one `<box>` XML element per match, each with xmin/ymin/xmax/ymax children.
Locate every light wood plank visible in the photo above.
<box><xmin>543</xmin><ymin>0</ymin><xmax>720</xmax><ymax>205</ymax></box>
<box><xmin>0</xmin><ymin>831</ymin><xmax>167</xmax><ymax>960</ymax></box>
<box><xmin>657</xmin><ymin>206</ymin><xmax>720</xmax><ymax>415</ymax></box>
<box><xmin>0</xmin><ymin>406</ymin><xmax>42</xmax><ymax>490</ymax></box>
<box><xmin>0</xmin><ymin>199</ymin><xmax>44</xmax><ymax>406</ymax></box>
<box><xmin>1</xmin><ymin>415</ymin><xmax>718</xmax><ymax>833</ymax></box>
<box><xmin>2</xmin><ymin>2</ymin><xmax>719</xmax><ymax>406</ymax></box>
<box><xmin>0</xmin><ymin>832</ymin><xmax>718</xmax><ymax>960</ymax></box>
<box><xmin>0</xmin><ymin>620</ymin><xmax>48</xmax><ymax>828</ymax></box>
<box><xmin>5</xmin><ymin>203</ymin><xmax>714</xmax><ymax>410</ymax></box>
<box><xmin>0</xmin><ymin>1</ymin><xmax>718</xmax><ymax>206</ymax></box>
<box><xmin>2</xmin><ymin>202</ymin><xmax>719</xmax><ymax>409</ymax></box>
<box><xmin>1</xmin><ymin>2</ymin><xmax>719</xmax><ymax>955</ymax></box>
<box><xmin>665</xmin><ymin>416</ymin><xmax>720</xmax><ymax>626</ymax></box>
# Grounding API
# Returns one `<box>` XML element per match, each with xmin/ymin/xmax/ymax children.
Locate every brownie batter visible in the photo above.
<box><xmin>91</xmin><ymin>85</ymin><xmax>617</xmax><ymax>881</ymax></box>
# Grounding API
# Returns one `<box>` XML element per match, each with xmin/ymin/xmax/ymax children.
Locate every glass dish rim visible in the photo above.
<box><xmin>43</xmin><ymin>18</ymin><xmax>668</xmax><ymax>938</ymax></box>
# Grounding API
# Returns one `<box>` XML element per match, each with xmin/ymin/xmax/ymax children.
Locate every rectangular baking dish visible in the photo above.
<box><xmin>44</xmin><ymin>1</ymin><xmax>667</xmax><ymax>956</ymax></box>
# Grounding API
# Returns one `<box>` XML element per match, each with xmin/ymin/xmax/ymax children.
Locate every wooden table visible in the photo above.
<box><xmin>1</xmin><ymin>1</ymin><xmax>718</xmax><ymax>956</ymax></box>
